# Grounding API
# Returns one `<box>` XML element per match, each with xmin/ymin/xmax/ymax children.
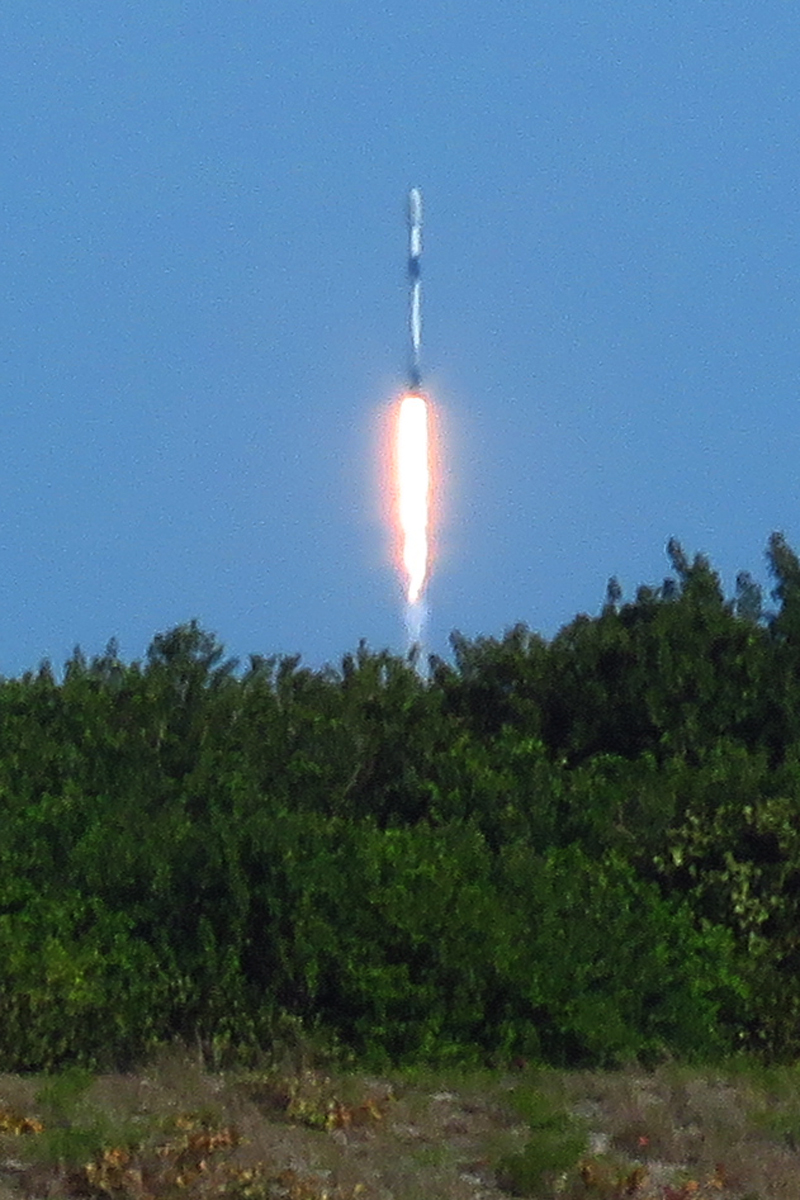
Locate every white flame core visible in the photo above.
<box><xmin>397</xmin><ymin>393</ymin><xmax>430</xmax><ymax>604</ymax></box>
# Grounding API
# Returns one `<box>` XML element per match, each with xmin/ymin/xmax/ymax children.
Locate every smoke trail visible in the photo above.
<box><xmin>404</xmin><ymin>597</ymin><xmax>428</xmax><ymax>673</ymax></box>
<box><xmin>404</xmin><ymin>596</ymin><xmax>426</xmax><ymax>649</ymax></box>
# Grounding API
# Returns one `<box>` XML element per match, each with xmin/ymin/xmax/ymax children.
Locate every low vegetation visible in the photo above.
<box><xmin>1</xmin><ymin>1044</ymin><xmax>799</xmax><ymax>1198</ymax></box>
<box><xmin>3</xmin><ymin>533</ymin><xmax>800</xmax><ymax>1192</ymax></box>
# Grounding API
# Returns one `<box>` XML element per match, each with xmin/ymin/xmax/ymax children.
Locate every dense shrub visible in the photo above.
<box><xmin>1</xmin><ymin>536</ymin><xmax>800</xmax><ymax>1068</ymax></box>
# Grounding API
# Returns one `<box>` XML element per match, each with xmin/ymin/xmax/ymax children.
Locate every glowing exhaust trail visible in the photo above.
<box><xmin>397</xmin><ymin>392</ymin><xmax>429</xmax><ymax>604</ymax></box>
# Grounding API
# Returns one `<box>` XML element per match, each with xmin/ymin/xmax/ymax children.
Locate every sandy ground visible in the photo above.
<box><xmin>0</xmin><ymin>1050</ymin><xmax>798</xmax><ymax>1198</ymax></box>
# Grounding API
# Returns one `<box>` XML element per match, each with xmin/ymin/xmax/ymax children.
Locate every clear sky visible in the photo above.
<box><xmin>2</xmin><ymin>2</ymin><xmax>798</xmax><ymax>675</ymax></box>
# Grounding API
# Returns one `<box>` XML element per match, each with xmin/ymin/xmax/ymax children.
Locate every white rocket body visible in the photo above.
<box><xmin>408</xmin><ymin>187</ymin><xmax>423</xmax><ymax>388</ymax></box>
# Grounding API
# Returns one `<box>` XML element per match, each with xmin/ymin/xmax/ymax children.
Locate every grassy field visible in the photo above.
<box><xmin>0</xmin><ymin>1041</ymin><xmax>798</xmax><ymax>1199</ymax></box>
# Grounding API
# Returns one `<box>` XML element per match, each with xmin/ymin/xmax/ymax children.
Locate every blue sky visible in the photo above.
<box><xmin>1</xmin><ymin>1</ymin><xmax>798</xmax><ymax>675</ymax></box>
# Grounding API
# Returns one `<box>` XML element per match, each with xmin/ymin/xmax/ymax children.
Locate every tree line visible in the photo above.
<box><xmin>3</xmin><ymin>533</ymin><xmax>800</xmax><ymax>1072</ymax></box>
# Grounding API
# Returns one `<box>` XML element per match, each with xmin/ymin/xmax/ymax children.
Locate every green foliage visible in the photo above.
<box><xmin>0</xmin><ymin>892</ymin><xmax>173</xmax><ymax>1072</ymax></box>
<box><xmin>33</xmin><ymin>1066</ymin><xmax>150</xmax><ymax>1167</ymax></box>
<box><xmin>651</xmin><ymin>744</ymin><xmax>800</xmax><ymax>1060</ymax></box>
<box><xmin>35</xmin><ymin>1065</ymin><xmax>95</xmax><ymax>1116</ymax></box>
<box><xmin>494</xmin><ymin>1084</ymin><xmax>586</xmax><ymax>1196</ymax></box>
<box><xmin>493</xmin><ymin>843</ymin><xmax>742</xmax><ymax>1068</ymax></box>
<box><xmin>3</xmin><ymin>536</ymin><xmax>800</xmax><ymax>1070</ymax></box>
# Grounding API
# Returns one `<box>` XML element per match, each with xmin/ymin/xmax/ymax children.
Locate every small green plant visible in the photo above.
<box><xmin>494</xmin><ymin>1084</ymin><xmax>587</xmax><ymax>1196</ymax></box>
<box><xmin>34</xmin><ymin>1065</ymin><xmax>94</xmax><ymax>1117</ymax></box>
<box><xmin>735</xmin><ymin>1060</ymin><xmax>800</xmax><ymax>1152</ymax></box>
<box><xmin>35</xmin><ymin>1121</ymin><xmax>114</xmax><ymax>1170</ymax></box>
<box><xmin>32</xmin><ymin>1065</ymin><xmax>148</xmax><ymax>1169</ymax></box>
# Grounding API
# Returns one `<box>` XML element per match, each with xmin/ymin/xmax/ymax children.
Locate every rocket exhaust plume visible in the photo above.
<box><xmin>397</xmin><ymin>392</ymin><xmax>430</xmax><ymax>605</ymax></box>
<box><xmin>392</xmin><ymin>188</ymin><xmax>432</xmax><ymax>652</ymax></box>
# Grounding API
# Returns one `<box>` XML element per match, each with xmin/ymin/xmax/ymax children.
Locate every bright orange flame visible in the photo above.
<box><xmin>396</xmin><ymin>393</ymin><xmax>430</xmax><ymax>604</ymax></box>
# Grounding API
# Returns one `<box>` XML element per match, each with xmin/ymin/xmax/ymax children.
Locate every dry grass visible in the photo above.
<box><xmin>0</xmin><ymin>1044</ymin><xmax>797</xmax><ymax>1199</ymax></box>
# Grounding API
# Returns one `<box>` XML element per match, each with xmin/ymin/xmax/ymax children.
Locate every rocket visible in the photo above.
<box><xmin>407</xmin><ymin>187</ymin><xmax>423</xmax><ymax>389</ymax></box>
